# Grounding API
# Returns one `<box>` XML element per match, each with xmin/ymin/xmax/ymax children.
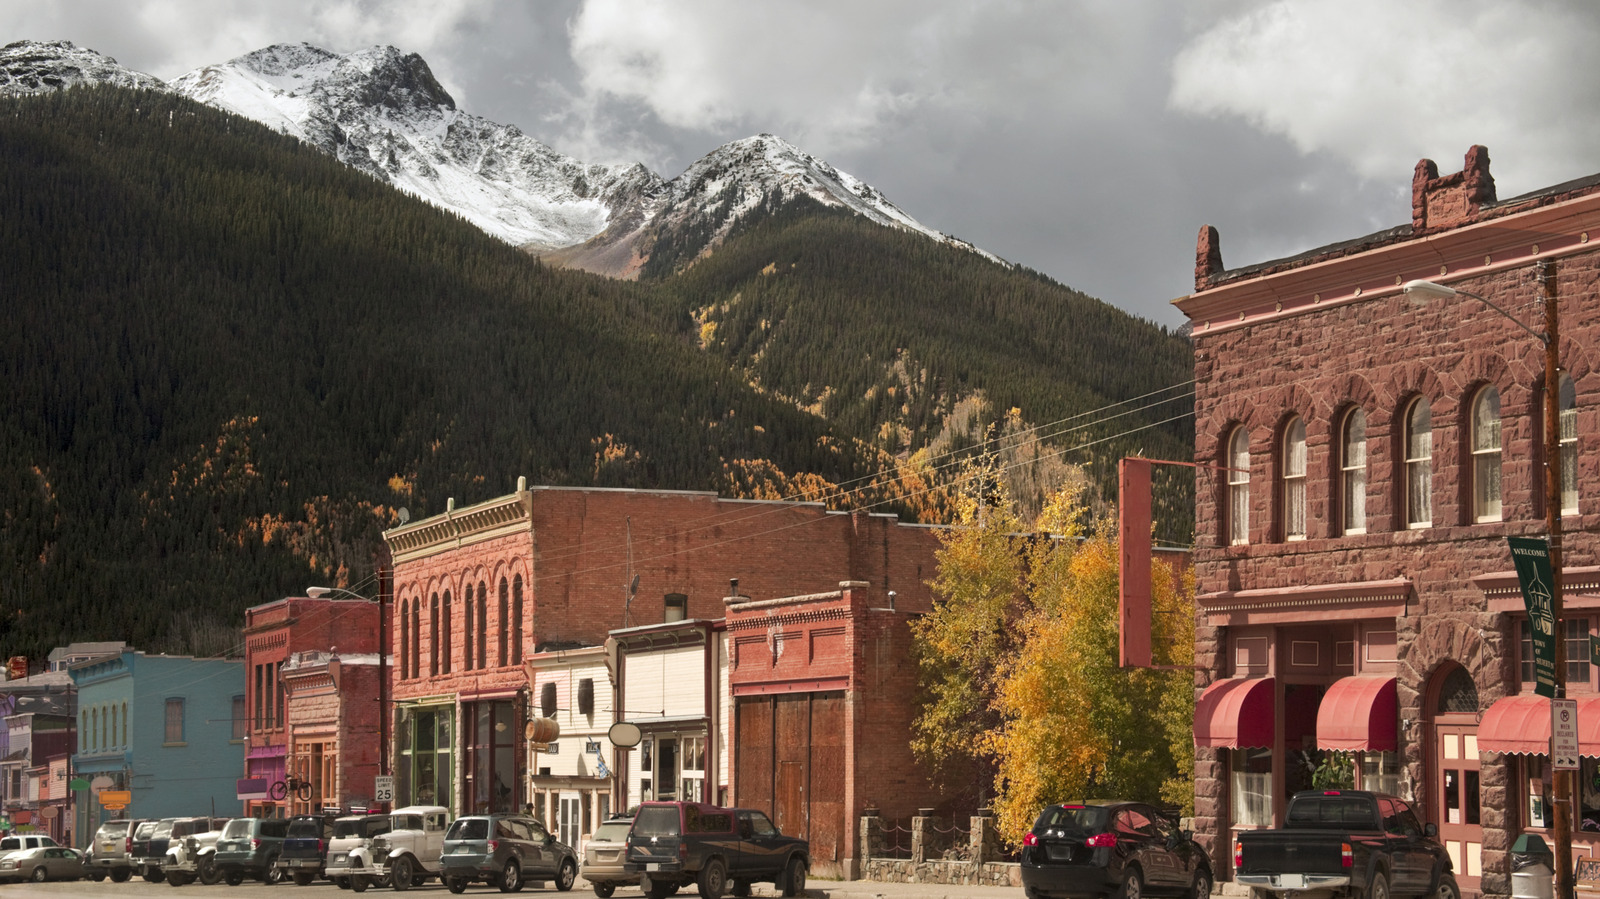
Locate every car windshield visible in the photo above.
<box><xmin>287</xmin><ymin>819</ymin><xmax>323</xmax><ymax>838</ymax></box>
<box><xmin>152</xmin><ymin>821</ymin><xmax>175</xmax><ymax>838</ymax></box>
<box><xmin>392</xmin><ymin>816</ymin><xmax>421</xmax><ymax>831</ymax></box>
<box><xmin>335</xmin><ymin>818</ymin><xmax>388</xmax><ymax>839</ymax></box>
<box><xmin>446</xmin><ymin>819</ymin><xmax>490</xmax><ymax>841</ymax></box>
<box><xmin>592</xmin><ymin>822</ymin><xmax>632</xmax><ymax>842</ymax></box>
<box><xmin>1034</xmin><ymin>805</ymin><xmax>1110</xmax><ymax>835</ymax></box>
<box><xmin>221</xmin><ymin>819</ymin><xmax>255</xmax><ymax>839</ymax></box>
<box><xmin>134</xmin><ymin>822</ymin><xmax>158</xmax><ymax>839</ymax></box>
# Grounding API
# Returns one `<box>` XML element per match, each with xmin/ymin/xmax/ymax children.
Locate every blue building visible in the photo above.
<box><xmin>70</xmin><ymin>652</ymin><xmax>245</xmax><ymax>831</ymax></box>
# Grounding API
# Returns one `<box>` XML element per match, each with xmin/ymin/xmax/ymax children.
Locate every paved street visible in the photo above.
<box><xmin>0</xmin><ymin>878</ymin><xmax>1023</xmax><ymax>899</ymax></box>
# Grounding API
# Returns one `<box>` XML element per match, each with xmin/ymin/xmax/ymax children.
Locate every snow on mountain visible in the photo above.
<box><xmin>169</xmin><ymin>43</ymin><xmax>662</xmax><ymax>251</ymax></box>
<box><xmin>0</xmin><ymin>40</ymin><xmax>166</xmax><ymax>95</ymax></box>
<box><xmin>2</xmin><ymin>40</ymin><xmax>1002</xmax><ymax>273</ymax></box>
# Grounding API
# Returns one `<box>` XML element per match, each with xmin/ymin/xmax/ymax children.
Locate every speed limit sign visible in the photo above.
<box><xmin>374</xmin><ymin>775</ymin><xmax>395</xmax><ymax>803</ymax></box>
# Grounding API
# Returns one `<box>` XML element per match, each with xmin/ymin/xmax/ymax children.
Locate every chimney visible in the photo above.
<box><xmin>1195</xmin><ymin>225</ymin><xmax>1223</xmax><ymax>292</ymax></box>
<box><xmin>1412</xmin><ymin>145</ymin><xmax>1495</xmax><ymax>232</ymax></box>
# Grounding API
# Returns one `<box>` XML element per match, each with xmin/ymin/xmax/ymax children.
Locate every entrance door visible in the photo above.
<box><xmin>1435</xmin><ymin>724</ymin><xmax>1483</xmax><ymax>892</ymax></box>
<box><xmin>558</xmin><ymin>792</ymin><xmax>582</xmax><ymax>851</ymax></box>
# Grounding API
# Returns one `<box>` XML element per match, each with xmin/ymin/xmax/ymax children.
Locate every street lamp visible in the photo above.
<box><xmin>306</xmin><ymin>584</ymin><xmax>392</xmax><ymax>781</ymax></box>
<box><xmin>1405</xmin><ymin>263</ymin><xmax>1567</xmax><ymax>898</ymax></box>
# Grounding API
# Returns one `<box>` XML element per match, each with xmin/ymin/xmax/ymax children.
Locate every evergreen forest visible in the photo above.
<box><xmin>0</xmin><ymin>86</ymin><xmax>1193</xmax><ymax>661</ymax></box>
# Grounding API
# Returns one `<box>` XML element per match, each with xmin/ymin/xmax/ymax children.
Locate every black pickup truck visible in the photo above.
<box><xmin>1234</xmin><ymin>790</ymin><xmax>1457</xmax><ymax>899</ymax></box>
<box><xmin>278</xmin><ymin>814</ymin><xmax>339</xmax><ymax>886</ymax></box>
<box><xmin>627</xmin><ymin>802</ymin><xmax>810</xmax><ymax>899</ymax></box>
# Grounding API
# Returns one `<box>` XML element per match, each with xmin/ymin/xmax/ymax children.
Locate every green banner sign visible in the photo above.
<box><xmin>1510</xmin><ymin>536</ymin><xmax>1558</xmax><ymax>698</ymax></box>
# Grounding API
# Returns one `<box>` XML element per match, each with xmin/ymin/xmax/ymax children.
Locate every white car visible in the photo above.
<box><xmin>0</xmin><ymin>845</ymin><xmax>83</xmax><ymax>882</ymax></box>
<box><xmin>324</xmin><ymin>814</ymin><xmax>394</xmax><ymax>890</ymax></box>
<box><xmin>367</xmin><ymin>805</ymin><xmax>450</xmax><ymax>892</ymax></box>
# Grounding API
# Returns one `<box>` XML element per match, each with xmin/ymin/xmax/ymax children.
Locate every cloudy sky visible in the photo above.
<box><xmin>8</xmin><ymin>0</ymin><xmax>1600</xmax><ymax>327</ymax></box>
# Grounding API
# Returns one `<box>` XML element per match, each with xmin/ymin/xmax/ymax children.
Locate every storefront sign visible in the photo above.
<box><xmin>1553</xmin><ymin>698</ymin><xmax>1579</xmax><ymax>770</ymax></box>
<box><xmin>1509</xmin><ymin>536</ymin><xmax>1559</xmax><ymax>698</ymax></box>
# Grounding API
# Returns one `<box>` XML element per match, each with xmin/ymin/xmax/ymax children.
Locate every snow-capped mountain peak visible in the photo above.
<box><xmin>0</xmin><ymin>39</ymin><xmax>166</xmax><ymax>95</ymax></box>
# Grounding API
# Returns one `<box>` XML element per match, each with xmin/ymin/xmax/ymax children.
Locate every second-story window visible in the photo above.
<box><xmin>429</xmin><ymin>592</ymin><xmax>440</xmax><ymax>677</ymax></box>
<box><xmin>1228</xmin><ymin>427</ymin><xmax>1250</xmax><ymax>545</ymax></box>
<box><xmin>1283</xmin><ymin>417</ymin><xmax>1307</xmax><ymax>540</ymax></box>
<box><xmin>399</xmin><ymin>601</ymin><xmax>410</xmax><ymax>680</ymax></box>
<box><xmin>512</xmin><ymin>575</ymin><xmax>524</xmax><ymax>666</ymax></box>
<box><xmin>1562</xmin><ymin>373</ymin><xmax>1579</xmax><ymax>515</ymax></box>
<box><xmin>464</xmin><ymin>587</ymin><xmax>476</xmax><ymax>670</ymax></box>
<box><xmin>1473</xmin><ymin>385</ymin><xmax>1502</xmax><ymax>522</ymax></box>
<box><xmin>164</xmin><ymin>698</ymin><xmax>185</xmax><ymax>744</ymax></box>
<box><xmin>498</xmin><ymin>577</ymin><xmax>509</xmax><ymax>668</ymax></box>
<box><xmin>1406</xmin><ymin>398</ymin><xmax>1433</xmax><ymax>528</ymax></box>
<box><xmin>441</xmin><ymin>591</ymin><xmax>452</xmax><ymax>675</ymax></box>
<box><xmin>1342</xmin><ymin>407</ymin><xmax>1368</xmax><ymax>535</ymax></box>
<box><xmin>476</xmin><ymin>582</ymin><xmax>488</xmax><ymax>670</ymax></box>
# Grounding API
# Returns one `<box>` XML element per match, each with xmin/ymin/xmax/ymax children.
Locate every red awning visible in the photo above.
<box><xmin>1195</xmin><ymin>677</ymin><xmax>1275</xmax><ymax>748</ymax></box>
<box><xmin>1479</xmin><ymin>694</ymin><xmax>1600</xmax><ymax>756</ymax></box>
<box><xmin>1316</xmin><ymin>676</ymin><xmax>1397</xmax><ymax>752</ymax></box>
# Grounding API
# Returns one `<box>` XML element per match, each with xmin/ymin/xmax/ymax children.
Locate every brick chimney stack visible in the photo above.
<box><xmin>1195</xmin><ymin>224</ymin><xmax>1223</xmax><ymax>292</ymax></box>
<box><xmin>1412</xmin><ymin>145</ymin><xmax>1496</xmax><ymax>232</ymax></box>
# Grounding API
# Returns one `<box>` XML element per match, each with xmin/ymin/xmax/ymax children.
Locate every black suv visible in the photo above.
<box><xmin>626</xmin><ymin>802</ymin><xmax>809</xmax><ymax>899</ymax></box>
<box><xmin>278</xmin><ymin>814</ymin><xmax>340</xmax><ymax>885</ymax></box>
<box><xmin>215</xmin><ymin>816</ymin><xmax>291</xmax><ymax>885</ymax></box>
<box><xmin>439</xmin><ymin>814</ymin><xmax>578</xmax><ymax>893</ymax></box>
<box><xmin>1020</xmin><ymin>801</ymin><xmax>1211</xmax><ymax>899</ymax></box>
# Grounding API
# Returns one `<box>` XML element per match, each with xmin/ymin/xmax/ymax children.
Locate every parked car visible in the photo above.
<box><xmin>278</xmin><ymin>813</ymin><xmax>340</xmax><ymax>885</ymax></box>
<box><xmin>135</xmin><ymin>817</ymin><xmax>216</xmax><ymax>884</ymax></box>
<box><xmin>1020</xmin><ymin>801</ymin><xmax>1211</xmax><ymax>899</ymax></box>
<box><xmin>0</xmin><ymin>845</ymin><xmax>84</xmax><ymax>882</ymax></box>
<box><xmin>0</xmin><ymin>834</ymin><xmax>61</xmax><ymax>854</ymax></box>
<box><xmin>129</xmin><ymin>820</ymin><xmax>163</xmax><ymax>882</ymax></box>
<box><xmin>440</xmin><ymin>814</ymin><xmax>579</xmax><ymax>893</ymax></box>
<box><xmin>1234</xmin><ymin>790</ymin><xmax>1456</xmax><ymax>899</ymax></box>
<box><xmin>367</xmin><ymin>805</ymin><xmax>451</xmax><ymax>891</ymax></box>
<box><xmin>162</xmin><ymin>819</ymin><xmax>230</xmax><ymax>886</ymax></box>
<box><xmin>86</xmin><ymin>818</ymin><xmax>145</xmax><ymax>882</ymax></box>
<box><xmin>580</xmin><ymin>816</ymin><xmax>634</xmax><ymax>898</ymax></box>
<box><xmin>325</xmin><ymin>814</ymin><xmax>395</xmax><ymax>890</ymax></box>
<box><xmin>214</xmin><ymin>815</ymin><xmax>291</xmax><ymax>885</ymax></box>
<box><xmin>627</xmin><ymin>802</ymin><xmax>809</xmax><ymax>899</ymax></box>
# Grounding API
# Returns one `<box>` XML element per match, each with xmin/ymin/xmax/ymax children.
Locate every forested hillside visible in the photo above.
<box><xmin>0</xmin><ymin>87</ymin><xmax>879</xmax><ymax>659</ymax></box>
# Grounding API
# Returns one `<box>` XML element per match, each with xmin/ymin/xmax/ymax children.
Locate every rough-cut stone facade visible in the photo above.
<box><xmin>1177</xmin><ymin>147</ymin><xmax>1600</xmax><ymax>899</ymax></box>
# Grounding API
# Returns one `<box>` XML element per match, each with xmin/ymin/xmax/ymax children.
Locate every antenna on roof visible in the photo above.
<box><xmin>623</xmin><ymin>518</ymin><xmax>637</xmax><ymax>628</ymax></box>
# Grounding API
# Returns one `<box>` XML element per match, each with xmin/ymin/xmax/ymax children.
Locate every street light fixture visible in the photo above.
<box><xmin>306</xmin><ymin>583</ymin><xmax>392</xmax><ymax>781</ymax></box>
<box><xmin>1404</xmin><ymin>264</ymin><xmax>1568</xmax><ymax>898</ymax></box>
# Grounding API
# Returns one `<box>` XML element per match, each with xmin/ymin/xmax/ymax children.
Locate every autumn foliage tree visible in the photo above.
<box><xmin>911</xmin><ymin>459</ymin><xmax>1195</xmax><ymax>844</ymax></box>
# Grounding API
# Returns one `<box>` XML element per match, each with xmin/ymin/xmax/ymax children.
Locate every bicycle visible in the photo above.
<box><xmin>269</xmin><ymin>774</ymin><xmax>314</xmax><ymax>802</ymax></box>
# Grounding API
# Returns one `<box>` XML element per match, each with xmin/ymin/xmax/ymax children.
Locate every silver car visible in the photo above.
<box><xmin>0</xmin><ymin>846</ymin><xmax>84</xmax><ymax>882</ymax></box>
<box><xmin>581</xmin><ymin>817</ymin><xmax>634</xmax><ymax>898</ymax></box>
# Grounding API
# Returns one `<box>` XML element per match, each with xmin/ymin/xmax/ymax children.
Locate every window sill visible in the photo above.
<box><xmin>163</xmin><ymin>742</ymin><xmax>187</xmax><ymax>748</ymax></box>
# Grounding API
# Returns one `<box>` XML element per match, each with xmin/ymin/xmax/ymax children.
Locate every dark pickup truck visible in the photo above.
<box><xmin>627</xmin><ymin>801</ymin><xmax>809</xmax><ymax>899</ymax></box>
<box><xmin>1234</xmin><ymin>790</ymin><xmax>1457</xmax><ymax>899</ymax></box>
<box><xmin>278</xmin><ymin>814</ymin><xmax>339</xmax><ymax>885</ymax></box>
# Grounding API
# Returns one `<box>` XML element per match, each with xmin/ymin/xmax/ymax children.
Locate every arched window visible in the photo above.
<box><xmin>498</xmin><ymin>578</ymin><xmax>509</xmax><ymax>668</ymax></box>
<box><xmin>1561</xmin><ymin>373</ymin><xmax>1579</xmax><ymax>515</ymax></box>
<box><xmin>110</xmin><ymin>704</ymin><xmax>118</xmax><ymax>748</ymax></box>
<box><xmin>1228</xmin><ymin>427</ymin><xmax>1250</xmax><ymax>545</ymax></box>
<box><xmin>429</xmin><ymin>592</ymin><xmax>440</xmax><ymax>677</ymax></box>
<box><xmin>399</xmin><ymin>599</ymin><xmax>410</xmax><ymax>680</ymax></box>
<box><xmin>1341</xmin><ymin>408</ymin><xmax>1368</xmax><ymax>535</ymax></box>
<box><xmin>1405</xmin><ymin>398</ymin><xmax>1433</xmax><ymax>528</ymax></box>
<box><xmin>476</xmin><ymin>582</ymin><xmax>488</xmax><ymax>670</ymax></box>
<box><xmin>122</xmin><ymin>701</ymin><xmax>128</xmax><ymax>745</ymax></box>
<box><xmin>441</xmin><ymin>591</ymin><xmax>452</xmax><ymax>675</ymax></box>
<box><xmin>1472</xmin><ymin>386</ymin><xmax>1502</xmax><ymax>522</ymax></box>
<box><xmin>512</xmin><ymin>575</ymin><xmax>524</xmax><ymax>666</ymax></box>
<box><xmin>410</xmin><ymin>601</ymin><xmax>420</xmax><ymax>680</ymax></box>
<box><xmin>1282</xmin><ymin>417</ymin><xmax>1307</xmax><ymax>540</ymax></box>
<box><xmin>464</xmin><ymin>585</ymin><xmax>476</xmax><ymax>670</ymax></box>
<box><xmin>92</xmin><ymin>708</ymin><xmax>100</xmax><ymax>750</ymax></box>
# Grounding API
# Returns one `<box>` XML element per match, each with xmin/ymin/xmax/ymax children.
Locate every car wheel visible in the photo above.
<box><xmin>697</xmin><ymin>858</ymin><xmax>727</xmax><ymax>899</ymax></box>
<box><xmin>351</xmin><ymin>874</ymin><xmax>369</xmax><ymax>892</ymax></box>
<box><xmin>1189</xmin><ymin>868</ymin><xmax>1213</xmax><ymax>899</ymax></box>
<box><xmin>90</xmin><ymin>870</ymin><xmax>108</xmax><ymax>882</ymax></box>
<box><xmin>294</xmin><ymin>872</ymin><xmax>316</xmax><ymax>887</ymax></box>
<box><xmin>111</xmin><ymin>867</ymin><xmax>133</xmax><ymax>883</ymax></box>
<box><xmin>264</xmin><ymin>857</ymin><xmax>285</xmax><ymax>885</ymax></box>
<box><xmin>552</xmin><ymin>859</ymin><xmax>576</xmax><ymax>893</ymax></box>
<box><xmin>731</xmin><ymin>880</ymin><xmax>751</xmax><ymax>898</ymax></box>
<box><xmin>1120</xmin><ymin>867</ymin><xmax>1144</xmax><ymax>899</ymax></box>
<box><xmin>498</xmin><ymin>859</ymin><xmax>522</xmax><ymax>893</ymax></box>
<box><xmin>1433</xmin><ymin>872</ymin><xmax>1461</xmax><ymax>899</ymax></box>
<box><xmin>227</xmin><ymin>870</ymin><xmax>246</xmax><ymax>886</ymax></box>
<box><xmin>390</xmin><ymin>857</ymin><xmax>414</xmax><ymax>892</ymax></box>
<box><xmin>779</xmin><ymin>856</ymin><xmax>806</xmax><ymax>898</ymax></box>
<box><xmin>644</xmin><ymin>879</ymin><xmax>671</xmax><ymax>899</ymax></box>
<box><xmin>1368</xmin><ymin>872</ymin><xmax>1391</xmax><ymax>899</ymax></box>
<box><xmin>592</xmin><ymin>884</ymin><xmax>615</xmax><ymax>899</ymax></box>
<box><xmin>146</xmin><ymin>867</ymin><xmax>167</xmax><ymax>884</ymax></box>
<box><xmin>200</xmin><ymin>857</ymin><xmax>222</xmax><ymax>885</ymax></box>
<box><xmin>170</xmin><ymin>871</ymin><xmax>194</xmax><ymax>886</ymax></box>
<box><xmin>31</xmin><ymin>867</ymin><xmax>49</xmax><ymax>883</ymax></box>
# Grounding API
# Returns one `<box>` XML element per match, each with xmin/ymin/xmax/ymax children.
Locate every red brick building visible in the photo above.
<box><xmin>725</xmin><ymin>581</ymin><xmax>930</xmax><ymax>879</ymax></box>
<box><xmin>241</xmin><ymin>596</ymin><xmax>385</xmax><ymax>816</ymax></box>
<box><xmin>1177</xmin><ymin>147</ymin><xmax>1600</xmax><ymax>897</ymax></box>
<box><xmin>281</xmin><ymin>651</ymin><xmax>386</xmax><ymax>813</ymax></box>
<box><xmin>382</xmin><ymin>482</ymin><xmax>942</xmax><ymax>815</ymax></box>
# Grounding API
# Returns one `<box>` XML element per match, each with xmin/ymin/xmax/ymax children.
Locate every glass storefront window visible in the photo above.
<box><xmin>465</xmin><ymin>699</ymin><xmax>521</xmax><ymax>814</ymax></box>
<box><xmin>396</xmin><ymin>705</ymin><xmax>454</xmax><ymax>808</ymax></box>
<box><xmin>1231</xmin><ymin>748</ymin><xmax>1272</xmax><ymax>827</ymax></box>
<box><xmin>1361</xmin><ymin>752</ymin><xmax>1400</xmax><ymax>795</ymax></box>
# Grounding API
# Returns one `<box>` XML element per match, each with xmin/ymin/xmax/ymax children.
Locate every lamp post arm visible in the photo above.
<box><xmin>1402</xmin><ymin>280</ymin><xmax>1550</xmax><ymax>345</ymax></box>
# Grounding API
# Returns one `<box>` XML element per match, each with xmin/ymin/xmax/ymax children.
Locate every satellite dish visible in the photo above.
<box><xmin>608</xmin><ymin>721</ymin><xmax>643</xmax><ymax>748</ymax></box>
<box><xmin>398</xmin><ymin>508</ymin><xmax>410</xmax><ymax>525</ymax></box>
<box><xmin>629</xmin><ymin>574</ymin><xmax>640</xmax><ymax>595</ymax></box>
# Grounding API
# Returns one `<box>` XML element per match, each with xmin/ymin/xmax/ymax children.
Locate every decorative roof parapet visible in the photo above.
<box><xmin>383</xmin><ymin>490</ymin><xmax>534</xmax><ymax>564</ymax></box>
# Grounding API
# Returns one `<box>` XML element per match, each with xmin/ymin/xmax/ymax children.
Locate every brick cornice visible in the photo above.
<box><xmin>1177</xmin><ymin>190</ymin><xmax>1600</xmax><ymax>336</ymax></box>
<box><xmin>383</xmin><ymin>491</ymin><xmax>534</xmax><ymax>564</ymax></box>
<box><xmin>1198</xmin><ymin>577</ymin><xmax>1413</xmax><ymax>626</ymax></box>
<box><xmin>725</xmin><ymin>606</ymin><xmax>852</xmax><ymax>631</ymax></box>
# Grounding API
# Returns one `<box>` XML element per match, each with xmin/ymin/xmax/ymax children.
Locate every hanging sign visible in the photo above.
<box><xmin>1554</xmin><ymin>698</ymin><xmax>1580</xmax><ymax>770</ymax></box>
<box><xmin>1509</xmin><ymin>536</ymin><xmax>1559</xmax><ymax>698</ymax></box>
